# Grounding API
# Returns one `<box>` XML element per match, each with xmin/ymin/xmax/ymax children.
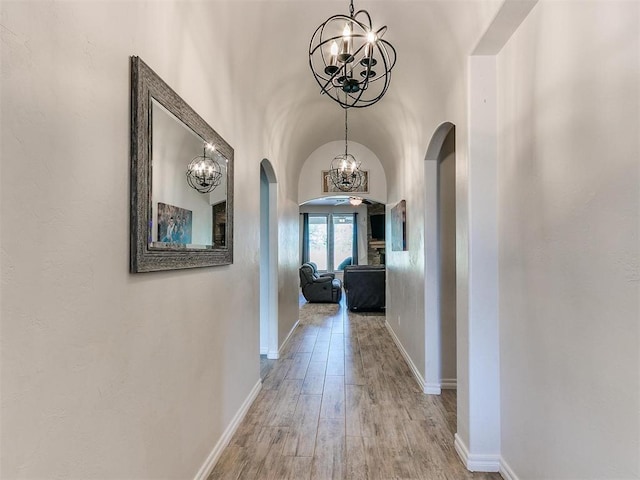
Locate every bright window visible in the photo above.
<box><xmin>332</xmin><ymin>214</ymin><xmax>354</xmax><ymax>270</ymax></box>
<box><xmin>308</xmin><ymin>215</ymin><xmax>328</xmax><ymax>270</ymax></box>
<box><xmin>307</xmin><ymin>214</ymin><xmax>354</xmax><ymax>272</ymax></box>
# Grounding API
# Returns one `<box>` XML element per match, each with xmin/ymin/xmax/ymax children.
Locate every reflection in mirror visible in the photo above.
<box><xmin>150</xmin><ymin>100</ymin><xmax>227</xmax><ymax>250</ymax></box>
<box><xmin>130</xmin><ymin>56</ymin><xmax>233</xmax><ymax>272</ymax></box>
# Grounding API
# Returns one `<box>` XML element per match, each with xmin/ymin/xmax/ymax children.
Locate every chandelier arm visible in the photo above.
<box><xmin>378</xmin><ymin>38</ymin><xmax>398</xmax><ymax>70</ymax></box>
<box><xmin>375</xmin><ymin>25</ymin><xmax>388</xmax><ymax>39</ymax></box>
<box><xmin>310</xmin><ymin>26</ymin><xmax>364</xmax><ymax>92</ymax></box>
<box><xmin>362</xmin><ymin>39</ymin><xmax>396</xmax><ymax>86</ymax></box>
<box><xmin>357</xmin><ymin>41</ymin><xmax>394</xmax><ymax>92</ymax></box>
<box><xmin>308</xmin><ymin>15</ymin><xmax>352</xmax><ymax>69</ymax></box>
<box><xmin>341</xmin><ymin>28</ymin><xmax>390</xmax><ymax>106</ymax></box>
<box><xmin>353</xmin><ymin>9</ymin><xmax>372</xmax><ymax>28</ymax></box>
<box><xmin>374</xmin><ymin>43</ymin><xmax>393</xmax><ymax>98</ymax></box>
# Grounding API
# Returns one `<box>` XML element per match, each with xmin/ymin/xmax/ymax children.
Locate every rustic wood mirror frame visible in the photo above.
<box><xmin>130</xmin><ymin>56</ymin><xmax>234</xmax><ymax>272</ymax></box>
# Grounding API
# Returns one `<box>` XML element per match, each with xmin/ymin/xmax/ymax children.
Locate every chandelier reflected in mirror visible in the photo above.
<box><xmin>329</xmin><ymin>108</ymin><xmax>365</xmax><ymax>192</ymax></box>
<box><xmin>309</xmin><ymin>0</ymin><xmax>397</xmax><ymax>109</ymax></box>
<box><xmin>186</xmin><ymin>143</ymin><xmax>223</xmax><ymax>194</ymax></box>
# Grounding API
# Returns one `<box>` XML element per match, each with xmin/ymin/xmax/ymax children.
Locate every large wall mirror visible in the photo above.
<box><xmin>130</xmin><ymin>56</ymin><xmax>233</xmax><ymax>272</ymax></box>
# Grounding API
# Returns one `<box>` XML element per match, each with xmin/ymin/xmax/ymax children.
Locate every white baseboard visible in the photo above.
<box><xmin>424</xmin><ymin>378</ymin><xmax>456</xmax><ymax>394</ymax></box>
<box><xmin>385</xmin><ymin>321</ymin><xmax>426</xmax><ymax>391</ymax></box>
<box><xmin>425</xmin><ymin>383</ymin><xmax>442</xmax><ymax>395</ymax></box>
<box><xmin>194</xmin><ymin>379</ymin><xmax>262</xmax><ymax>480</ymax></box>
<box><xmin>441</xmin><ymin>378</ymin><xmax>457</xmax><ymax>390</ymax></box>
<box><xmin>499</xmin><ymin>457</ymin><xmax>519</xmax><ymax>480</ymax></box>
<box><xmin>454</xmin><ymin>434</ymin><xmax>500</xmax><ymax>473</ymax></box>
<box><xmin>268</xmin><ymin>319</ymin><xmax>300</xmax><ymax>359</ymax></box>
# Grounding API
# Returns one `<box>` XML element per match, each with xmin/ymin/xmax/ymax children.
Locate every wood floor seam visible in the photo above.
<box><xmin>209</xmin><ymin>294</ymin><xmax>501</xmax><ymax>480</ymax></box>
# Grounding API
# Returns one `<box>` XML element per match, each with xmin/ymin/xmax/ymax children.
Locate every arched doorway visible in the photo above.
<box><xmin>424</xmin><ymin>122</ymin><xmax>456</xmax><ymax>395</ymax></box>
<box><xmin>260</xmin><ymin>159</ymin><xmax>279</xmax><ymax>361</ymax></box>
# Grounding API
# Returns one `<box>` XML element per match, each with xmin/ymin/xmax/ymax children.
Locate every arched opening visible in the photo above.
<box><xmin>424</xmin><ymin>122</ymin><xmax>456</xmax><ymax>395</ymax></box>
<box><xmin>297</xmin><ymin>140</ymin><xmax>389</xmax><ymax>281</ymax></box>
<box><xmin>260</xmin><ymin>159</ymin><xmax>279</xmax><ymax>364</ymax></box>
<box><xmin>299</xmin><ymin>196</ymin><xmax>387</xmax><ymax>276</ymax></box>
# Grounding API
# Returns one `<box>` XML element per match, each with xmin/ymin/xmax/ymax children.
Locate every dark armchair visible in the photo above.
<box><xmin>307</xmin><ymin>262</ymin><xmax>335</xmax><ymax>279</ymax></box>
<box><xmin>299</xmin><ymin>263</ymin><xmax>342</xmax><ymax>303</ymax></box>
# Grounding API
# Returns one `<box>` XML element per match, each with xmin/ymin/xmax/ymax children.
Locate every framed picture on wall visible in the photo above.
<box><xmin>157</xmin><ymin>202</ymin><xmax>193</xmax><ymax>245</ymax></box>
<box><xmin>391</xmin><ymin>200</ymin><xmax>407</xmax><ymax>251</ymax></box>
<box><xmin>321</xmin><ymin>170</ymin><xmax>369</xmax><ymax>194</ymax></box>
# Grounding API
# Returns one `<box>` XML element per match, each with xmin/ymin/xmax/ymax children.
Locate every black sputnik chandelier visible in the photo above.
<box><xmin>186</xmin><ymin>143</ymin><xmax>223</xmax><ymax>194</ymax></box>
<box><xmin>309</xmin><ymin>0</ymin><xmax>397</xmax><ymax>109</ymax></box>
<box><xmin>329</xmin><ymin>108</ymin><xmax>365</xmax><ymax>192</ymax></box>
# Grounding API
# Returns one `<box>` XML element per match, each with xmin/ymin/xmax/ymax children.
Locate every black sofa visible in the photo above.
<box><xmin>343</xmin><ymin>265</ymin><xmax>386</xmax><ymax>311</ymax></box>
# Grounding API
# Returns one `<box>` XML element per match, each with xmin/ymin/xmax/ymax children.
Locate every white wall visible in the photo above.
<box><xmin>298</xmin><ymin>140</ymin><xmax>387</xmax><ymax>205</ymax></box>
<box><xmin>0</xmin><ymin>2</ymin><xmax>300</xmax><ymax>479</ymax></box>
<box><xmin>383</xmin><ymin>1</ymin><xmax>503</xmax><ymax>405</ymax></box>
<box><xmin>497</xmin><ymin>1</ymin><xmax>640</xmax><ymax>478</ymax></box>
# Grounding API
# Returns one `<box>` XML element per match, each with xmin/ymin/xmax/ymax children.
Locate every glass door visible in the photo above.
<box><xmin>308</xmin><ymin>215</ymin><xmax>328</xmax><ymax>270</ymax></box>
<box><xmin>332</xmin><ymin>214</ymin><xmax>354</xmax><ymax>271</ymax></box>
<box><xmin>307</xmin><ymin>213</ymin><xmax>354</xmax><ymax>272</ymax></box>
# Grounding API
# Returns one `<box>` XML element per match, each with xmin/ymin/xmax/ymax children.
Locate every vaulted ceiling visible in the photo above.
<box><xmin>206</xmin><ymin>0</ymin><xmax>503</xmax><ymax>185</ymax></box>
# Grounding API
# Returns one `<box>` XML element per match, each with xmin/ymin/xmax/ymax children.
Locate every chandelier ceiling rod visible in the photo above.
<box><xmin>328</xmin><ymin>107</ymin><xmax>364</xmax><ymax>192</ymax></box>
<box><xmin>344</xmin><ymin>107</ymin><xmax>348</xmax><ymax>157</ymax></box>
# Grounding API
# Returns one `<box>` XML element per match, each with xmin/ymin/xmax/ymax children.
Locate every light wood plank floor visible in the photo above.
<box><xmin>210</xmin><ymin>296</ymin><xmax>501</xmax><ymax>480</ymax></box>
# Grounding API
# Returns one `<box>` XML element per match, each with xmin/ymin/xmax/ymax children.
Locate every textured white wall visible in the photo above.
<box><xmin>383</xmin><ymin>2</ymin><xmax>502</xmax><ymax>400</ymax></box>
<box><xmin>0</xmin><ymin>2</ymin><xmax>300</xmax><ymax>478</ymax></box>
<box><xmin>465</xmin><ymin>54</ymin><xmax>501</xmax><ymax>463</ymax></box>
<box><xmin>497</xmin><ymin>1</ymin><xmax>640</xmax><ymax>478</ymax></box>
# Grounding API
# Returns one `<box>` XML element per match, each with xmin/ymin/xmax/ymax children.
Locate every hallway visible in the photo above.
<box><xmin>210</xmin><ymin>298</ymin><xmax>501</xmax><ymax>480</ymax></box>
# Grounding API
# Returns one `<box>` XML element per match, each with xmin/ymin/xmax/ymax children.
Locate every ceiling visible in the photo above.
<box><xmin>214</xmin><ymin>0</ymin><xmax>503</xmax><ymax>183</ymax></box>
<box><xmin>301</xmin><ymin>195</ymin><xmax>377</xmax><ymax>207</ymax></box>
<box><xmin>302</xmin><ymin>196</ymin><xmax>355</xmax><ymax>207</ymax></box>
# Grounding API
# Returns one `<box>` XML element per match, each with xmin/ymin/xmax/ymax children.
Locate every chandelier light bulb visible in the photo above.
<box><xmin>325</xmin><ymin>41</ymin><xmax>340</xmax><ymax>75</ymax></box>
<box><xmin>338</xmin><ymin>22</ymin><xmax>353</xmax><ymax>63</ymax></box>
